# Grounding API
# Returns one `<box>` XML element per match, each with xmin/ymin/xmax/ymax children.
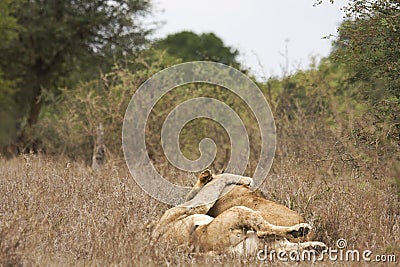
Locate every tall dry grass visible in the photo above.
<box><xmin>1</xmin><ymin>140</ymin><xmax>398</xmax><ymax>266</ymax></box>
<box><xmin>1</xmin><ymin>65</ymin><xmax>399</xmax><ymax>264</ymax></box>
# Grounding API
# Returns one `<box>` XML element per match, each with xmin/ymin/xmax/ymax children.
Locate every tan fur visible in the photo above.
<box><xmin>151</xmin><ymin>173</ymin><xmax>253</xmax><ymax>245</ymax></box>
<box><xmin>152</xmin><ymin>172</ymin><xmax>318</xmax><ymax>254</ymax></box>
<box><xmin>190</xmin><ymin>171</ymin><xmax>316</xmax><ymax>243</ymax></box>
<box><xmin>185</xmin><ymin>169</ymin><xmax>213</xmax><ymax>201</ymax></box>
<box><xmin>209</xmin><ymin>185</ymin><xmax>305</xmax><ymax>227</ymax></box>
<box><xmin>191</xmin><ymin>171</ymin><xmax>304</xmax><ymax>226</ymax></box>
<box><xmin>195</xmin><ymin>206</ymin><xmax>311</xmax><ymax>252</ymax></box>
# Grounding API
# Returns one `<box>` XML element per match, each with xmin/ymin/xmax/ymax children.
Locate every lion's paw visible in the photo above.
<box><xmin>238</xmin><ymin>177</ymin><xmax>253</xmax><ymax>187</ymax></box>
<box><xmin>288</xmin><ymin>223</ymin><xmax>311</xmax><ymax>238</ymax></box>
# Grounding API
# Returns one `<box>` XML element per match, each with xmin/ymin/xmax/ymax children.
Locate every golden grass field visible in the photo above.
<box><xmin>1</xmin><ymin>149</ymin><xmax>399</xmax><ymax>266</ymax></box>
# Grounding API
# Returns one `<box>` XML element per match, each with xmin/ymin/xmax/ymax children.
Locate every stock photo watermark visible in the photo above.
<box><xmin>256</xmin><ymin>238</ymin><xmax>397</xmax><ymax>263</ymax></box>
<box><xmin>122</xmin><ymin>61</ymin><xmax>275</xmax><ymax>206</ymax></box>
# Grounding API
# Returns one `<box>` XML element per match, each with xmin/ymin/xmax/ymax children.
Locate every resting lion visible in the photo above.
<box><xmin>151</xmin><ymin>171</ymin><xmax>326</xmax><ymax>255</ymax></box>
<box><xmin>187</xmin><ymin>170</ymin><xmax>308</xmax><ymax>236</ymax></box>
<box><xmin>186</xmin><ymin>170</ymin><xmax>312</xmax><ymax>241</ymax></box>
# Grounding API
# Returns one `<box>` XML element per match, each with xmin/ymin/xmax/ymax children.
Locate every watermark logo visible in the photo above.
<box><xmin>257</xmin><ymin>239</ymin><xmax>397</xmax><ymax>263</ymax></box>
<box><xmin>336</xmin><ymin>238</ymin><xmax>347</xmax><ymax>249</ymax></box>
<box><xmin>122</xmin><ymin>61</ymin><xmax>276</xmax><ymax>206</ymax></box>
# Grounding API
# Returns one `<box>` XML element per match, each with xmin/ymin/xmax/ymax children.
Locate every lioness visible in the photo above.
<box><xmin>186</xmin><ymin>170</ymin><xmax>312</xmax><ymax>240</ymax></box>
<box><xmin>152</xmin><ymin>173</ymin><xmax>315</xmax><ymax>254</ymax></box>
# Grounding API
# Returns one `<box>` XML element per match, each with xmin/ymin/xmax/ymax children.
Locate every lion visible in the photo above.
<box><xmin>186</xmin><ymin>170</ymin><xmax>308</xmax><ymax>235</ymax></box>
<box><xmin>151</xmin><ymin>172</ymin><xmax>325</xmax><ymax>255</ymax></box>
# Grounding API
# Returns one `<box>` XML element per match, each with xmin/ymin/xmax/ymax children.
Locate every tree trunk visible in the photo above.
<box><xmin>17</xmin><ymin>58</ymin><xmax>50</xmax><ymax>149</ymax></box>
<box><xmin>27</xmin><ymin>85</ymin><xmax>42</xmax><ymax>126</ymax></box>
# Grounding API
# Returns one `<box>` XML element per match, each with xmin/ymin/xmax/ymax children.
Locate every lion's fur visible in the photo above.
<box><xmin>208</xmin><ymin>184</ymin><xmax>305</xmax><ymax>227</ymax></box>
<box><xmin>151</xmin><ymin>173</ymin><xmax>255</xmax><ymax>248</ymax></box>
<box><xmin>190</xmin><ymin>171</ymin><xmax>311</xmax><ymax>242</ymax></box>
<box><xmin>151</xmin><ymin>171</ymin><xmax>325</xmax><ymax>254</ymax></box>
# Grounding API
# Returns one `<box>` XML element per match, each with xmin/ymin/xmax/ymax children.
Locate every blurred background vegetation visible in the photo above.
<box><xmin>0</xmin><ymin>0</ymin><xmax>398</xmax><ymax>189</ymax></box>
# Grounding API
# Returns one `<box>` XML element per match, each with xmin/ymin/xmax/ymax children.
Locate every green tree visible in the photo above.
<box><xmin>332</xmin><ymin>0</ymin><xmax>400</xmax><ymax>143</ymax></box>
<box><xmin>0</xmin><ymin>0</ymin><xmax>22</xmax><ymax>147</ymax></box>
<box><xmin>333</xmin><ymin>0</ymin><xmax>400</xmax><ymax>98</ymax></box>
<box><xmin>154</xmin><ymin>31</ymin><xmax>239</xmax><ymax>67</ymax></box>
<box><xmin>0</xmin><ymin>0</ymin><xmax>152</xmax><ymax>151</ymax></box>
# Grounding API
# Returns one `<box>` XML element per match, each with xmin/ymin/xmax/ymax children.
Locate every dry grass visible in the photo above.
<box><xmin>0</xmin><ymin>148</ymin><xmax>399</xmax><ymax>265</ymax></box>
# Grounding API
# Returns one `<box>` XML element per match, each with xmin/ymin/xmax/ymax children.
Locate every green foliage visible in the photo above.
<box><xmin>0</xmin><ymin>71</ymin><xmax>17</xmax><ymax>147</ymax></box>
<box><xmin>37</xmin><ymin>50</ymin><xmax>181</xmax><ymax>160</ymax></box>
<box><xmin>313</xmin><ymin>0</ymin><xmax>335</xmax><ymax>7</ymax></box>
<box><xmin>0</xmin><ymin>0</ymin><xmax>397</xmax><ymax>176</ymax></box>
<box><xmin>263</xmin><ymin>58</ymin><xmax>350</xmax><ymax>121</ymax></box>
<box><xmin>154</xmin><ymin>31</ymin><xmax>239</xmax><ymax>67</ymax></box>
<box><xmin>0</xmin><ymin>0</ymin><xmax>22</xmax><ymax>147</ymax></box>
<box><xmin>38</xmin><ymin>50</ymin><xmax>261</xmax><ymax>173</ymax></box>
<box><xmin>0</xmin><ymin>0</ymin><xmax>153</xmax><ymax>150</ymax></box>
<box><xmin>261</xmin><ymin>53</ymin><xmax>399</xmax><ymax>174</ymax></box>
<box><xmin>330</xmin><ymin>0</ymin><xmax>400</xmax><ymax>146</ymax></box>
<box><xmin>0</xmin><ymin>0</ymin><xmax>21</xmax><ymax>43</ymax></box>
<box><xmin>334</xmin><ymin>0</ymin><xmax>400</xmax><ymax>99</ymax></box>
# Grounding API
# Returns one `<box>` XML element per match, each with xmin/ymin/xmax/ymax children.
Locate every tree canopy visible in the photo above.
<box><xmin>334</xmin><ymin>0</ymin><xmax>400</xmax><ymax>99</ymax></box>
<box><xmin>0</xmin><ymin>0</ymin><xmax>152</xmax><ymax>150</ymax></box>
<box><xmin>0</xmin><ymin>0</ymin><xmax>22</xmax><ymax>147</ymax></box>
<box><xmin>0</xmin><ymin>0</ymin><xmax>399</xmax><ymax>157</ymax></box>
<box><xmin>154</xmin><ymin>31</ymin><xmax>239</xmax><ymax>67</ymax></box>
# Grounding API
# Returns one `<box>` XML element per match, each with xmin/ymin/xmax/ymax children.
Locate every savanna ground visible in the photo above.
<box><xmin>1</xmin><ymin>117</ymin><xmax>399</xmax><ymax>266</ymax></box>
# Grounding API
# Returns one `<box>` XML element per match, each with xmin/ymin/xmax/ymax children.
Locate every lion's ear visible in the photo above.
<box><xmin>199</xmin><ymin>169</ymin><xmax>213</xmax><ymax>184</ymax></box>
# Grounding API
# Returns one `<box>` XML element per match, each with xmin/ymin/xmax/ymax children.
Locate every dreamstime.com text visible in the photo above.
<box><xmin>257</xmin><ymin>239</ymin><xmax>396</xmax><ymax>263</ymax></box>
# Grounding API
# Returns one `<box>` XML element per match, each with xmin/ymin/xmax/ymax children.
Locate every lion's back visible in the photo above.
<box><xmin>208</xmin><ymin>185</ymin><xmax>305</xmax><ymax>226</ymax></box>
